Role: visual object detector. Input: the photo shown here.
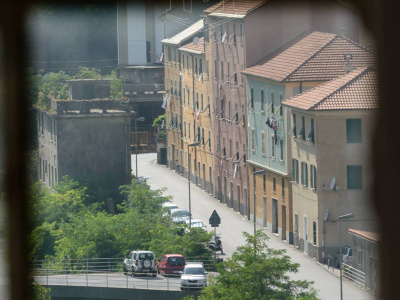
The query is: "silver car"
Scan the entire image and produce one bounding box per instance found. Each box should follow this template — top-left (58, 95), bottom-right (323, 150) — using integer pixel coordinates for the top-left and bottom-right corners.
top-left (123, 250), bottom-right (157, 277)
top-left (180, 263), bottom-right (208, 290)
top-left (169, 208), bottom-right (190, 224)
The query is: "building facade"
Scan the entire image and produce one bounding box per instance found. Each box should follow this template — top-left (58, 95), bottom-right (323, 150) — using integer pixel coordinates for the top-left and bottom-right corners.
top-left (283, 67), bottom-right (379, 261)
top-left (37, 98), bottom-right (132, 194)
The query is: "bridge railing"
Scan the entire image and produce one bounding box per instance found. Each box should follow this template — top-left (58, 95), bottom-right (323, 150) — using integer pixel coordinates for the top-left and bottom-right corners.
top-left (31, 257), bottom-right (220, 290)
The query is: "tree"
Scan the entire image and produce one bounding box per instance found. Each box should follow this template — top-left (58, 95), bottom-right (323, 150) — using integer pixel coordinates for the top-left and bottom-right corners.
top-left (199, 231), bottom-right (319, 300)
top-left (73, 66), bottom-right (102, 79)
top-left (109, 69), bottom-right (124, 99)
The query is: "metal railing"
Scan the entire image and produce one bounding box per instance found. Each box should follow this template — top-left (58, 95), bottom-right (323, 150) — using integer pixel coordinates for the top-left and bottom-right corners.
top-left (31, 257), bottom-right (218, 290)
top-left (342, 262), bottom-right (366, 290)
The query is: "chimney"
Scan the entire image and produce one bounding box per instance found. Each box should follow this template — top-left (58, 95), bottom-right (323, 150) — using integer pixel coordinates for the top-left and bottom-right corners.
top-left (344, 54), bottom-right (353, 73)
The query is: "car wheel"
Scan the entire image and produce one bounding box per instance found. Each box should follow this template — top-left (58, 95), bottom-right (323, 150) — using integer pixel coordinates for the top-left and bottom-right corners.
top-left (123, 264), bottom-right (128, 275)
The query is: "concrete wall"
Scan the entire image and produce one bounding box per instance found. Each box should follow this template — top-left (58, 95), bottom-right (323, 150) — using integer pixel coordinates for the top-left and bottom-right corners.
top-left (56, 112), bottom-right (131, 191)
top-left (48, 285), bottom-right (200, 300)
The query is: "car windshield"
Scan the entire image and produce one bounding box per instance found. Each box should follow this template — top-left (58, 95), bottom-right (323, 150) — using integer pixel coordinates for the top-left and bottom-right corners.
top-left (192, 222), bottom-right (204, 228)
top-left (184, 267), bottom-right (204, 275)
top-left (172, 210), bottom-right (189, 217)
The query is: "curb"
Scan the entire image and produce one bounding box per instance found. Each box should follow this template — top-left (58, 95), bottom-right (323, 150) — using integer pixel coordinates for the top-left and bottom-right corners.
top-left (316, 261), bottom-right (341, 279)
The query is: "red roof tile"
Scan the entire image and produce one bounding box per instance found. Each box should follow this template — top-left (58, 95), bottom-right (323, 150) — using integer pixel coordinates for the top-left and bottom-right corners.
top-left (179, 37), bottom-right (205, 54)
top-left (349, 229), bottom-right (380, 243)
top-left (204, 0), bottom-right (267, 16)
top-left (282, 67), bottom-right (379, 111)
top-left (242, 31), bottom-right (376, 82)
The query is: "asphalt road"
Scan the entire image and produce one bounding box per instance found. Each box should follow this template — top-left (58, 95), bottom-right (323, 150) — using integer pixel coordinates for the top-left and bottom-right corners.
top-left (134, 153), bottom-right (375, 300)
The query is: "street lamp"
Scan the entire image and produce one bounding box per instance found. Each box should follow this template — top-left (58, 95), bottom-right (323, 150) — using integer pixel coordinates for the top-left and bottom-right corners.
top-left (339, 213), bottom-right (354, 300)
top-left (135, 117), bottom-right (145, 178)
top-left (253, 170), bottom-right (266, 238)
top-left (188, 142), bottom-right (200, 229)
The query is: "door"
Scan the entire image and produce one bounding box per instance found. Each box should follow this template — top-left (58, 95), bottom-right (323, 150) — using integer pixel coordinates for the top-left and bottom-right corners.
top-left (218, 176), bottom-right (222, 202)
top-left (294, 214), bottom-right (299, 248)
top-left (224, 176), bottom-right (227, 204)
top-left (263, 197), bottom-right (267, 227)
top-left (272, 199), bottom-right (278, 234)
top-left (203, 164), bottom-right (206, 190)
top-left (282, 205), bottom-right (286, 240)
top-left (304, 216), bottom-right (309, 253)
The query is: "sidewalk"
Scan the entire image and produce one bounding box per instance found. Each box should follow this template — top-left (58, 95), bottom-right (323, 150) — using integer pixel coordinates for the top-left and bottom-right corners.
top-left (316, 260), bottom-right (340, 279)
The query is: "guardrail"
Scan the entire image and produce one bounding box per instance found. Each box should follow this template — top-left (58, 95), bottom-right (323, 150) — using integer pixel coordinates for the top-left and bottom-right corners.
top-left (32, 257), bottom-right (219, 290)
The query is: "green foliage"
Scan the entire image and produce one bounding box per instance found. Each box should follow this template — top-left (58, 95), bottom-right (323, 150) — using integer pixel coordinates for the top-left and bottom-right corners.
top-left (152, 114), bottom-right (166, 128)
top-left (152, 114), bottom-right (166, 141)
top-left (109, 69), bottom-right (124, 99)
top-left (36, 71), bottom-right (70, 110)
top-left (73, 67), bottom-right (102, 79)
top-left (29, 176), bottom-right (212, 261)
top-left (32, 282), bottom-right (51, 300)
top-left (199, 231), bottom-right (319, 300)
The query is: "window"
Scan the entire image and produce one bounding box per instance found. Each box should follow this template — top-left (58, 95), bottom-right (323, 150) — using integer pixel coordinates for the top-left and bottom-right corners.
top-left (188, 122), bottom-right (191, 139)
top-left (183, 88), bottom-right (186, 106)
top-left (261, 131), bottom-right (265, 155)
top-left (261, 90), bottom-right (265, 111)
top-left (273, 177), bottom-right (276, 192)
top-left (279, 94), bottom-right (283, 116)
top-left (229, 139), bottom-right (232, 157)
top-left (271, 136), bottom-right (275, 158)
top-left (346, 119), bottom-right (362, 143)
top-left (182, 54), bottom-right (185, 69)
top-left (301, 162), bottom-right (308, 187)
top-left (199, 58), bottom-right (203, 74)
top-left (233, 23), bottom-right (236, 44)
top-left (298, 116), bottom-right (305, 139)
top-left (310, 165), bottom-right (317, 189)
top-left (263, 174), bottom-right (266, 192)
top-left (187, 89), bottom-right (190, 107)
top-left (292, 159), bottom-right (299, 183)
top-left (201, 94), bottom-right (204, 111)
top-left (195, 58), bottom-right (198, 74)
top-left (289, 113), bottom-right (296, 136)
top-left (215, 59), bottom-right (218, 79)
top-left (206, 61), bottom-right (209, 78)
top-left (250, 88), bottom-right (254, 109)
top-left (187, 55), bottom-right (189, 71)
top-left (280, 139), bottom-right (284, 161)
top-left (313, 222), bottom-right (317, 245)
top-left (168, 46), bottom-right (171, 61)
top-left (221, 61), bottom-right (224, 81)
top-left (251, 128), bottom-right (255, 152)
top-left (208, 131), bottom-right (211, 150)
top-left (227, 62), bottom-right (230, 81)
top-left (347, 165), bottom-right (362, 189)
top-left (184, 121), bottom-right (187, 138)
top-left (282, 178), bottom-right (285, 199)
top-left (202, 128), bottom-right (205, 145)
top-left (307, 118), bottom-right (315, 143)
top-left (240, 23), bottom-right (244, 43)
top-left (174, 47), bottom-right (176, 62)
top-left (271, 92), bottom-right (275, 113)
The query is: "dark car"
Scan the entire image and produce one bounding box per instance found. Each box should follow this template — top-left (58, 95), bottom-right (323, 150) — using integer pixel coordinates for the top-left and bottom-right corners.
top-left (157, 254), bottom-right (186, 276)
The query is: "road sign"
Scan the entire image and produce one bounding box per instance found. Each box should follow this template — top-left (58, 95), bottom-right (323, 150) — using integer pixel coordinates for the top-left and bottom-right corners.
top-left (209, 210), bottom-right (221, 227)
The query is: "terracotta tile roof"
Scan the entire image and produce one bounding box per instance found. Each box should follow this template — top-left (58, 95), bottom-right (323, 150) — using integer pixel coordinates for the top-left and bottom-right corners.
top-left (179, 37), bottom-right (205, 54)
top-left (204, 0), bottom-right (267, 16)
top-left (242, 31), bottom-right (376, 82)
top-left (282, 67), bottom-right (379, 111)
top-left (349, 229), bottom-right (381, 243)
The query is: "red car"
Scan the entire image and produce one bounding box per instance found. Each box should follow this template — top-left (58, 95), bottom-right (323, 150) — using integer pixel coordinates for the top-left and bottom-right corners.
top-left (157, 254), bottom-right (186, 276)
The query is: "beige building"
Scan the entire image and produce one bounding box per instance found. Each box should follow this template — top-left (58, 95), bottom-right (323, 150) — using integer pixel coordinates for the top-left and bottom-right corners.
top-left (179, 37), bottom-right (215, 193)
top-left (162, 20), bottom-right (204, 173)
top-left (283, 67), bottom-right (379, 261)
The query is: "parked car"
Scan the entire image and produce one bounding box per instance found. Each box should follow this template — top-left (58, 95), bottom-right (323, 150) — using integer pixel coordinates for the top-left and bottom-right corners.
top-left (184, 219), bottom-right (207, 232)
top-left (162, 202), bottom-right (179, 216)
top-left (169, 208), bottom-right (190, 224)
top-left (342, 246), bottom-right (353, 264)
top-left (180, 262), bottom-right (208, 290)
top-left (157, 254), bottom-right (186, 276)
top-left (123, 250), bottom-right (157, 277)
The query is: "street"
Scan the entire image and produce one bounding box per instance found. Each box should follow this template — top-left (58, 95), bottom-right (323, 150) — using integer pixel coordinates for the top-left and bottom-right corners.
top-left (133, 153), bottom-right (375, 300)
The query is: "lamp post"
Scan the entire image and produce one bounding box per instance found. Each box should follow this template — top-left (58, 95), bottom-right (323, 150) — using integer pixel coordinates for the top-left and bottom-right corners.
top-left (135, 117), bottom-right (145, 178)
top-left (188, 142), bottom-right (200, 229)
top-left (339, 213), bottom-right (354, 300)
top-left (253, 170), bottom-right (266, 238)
